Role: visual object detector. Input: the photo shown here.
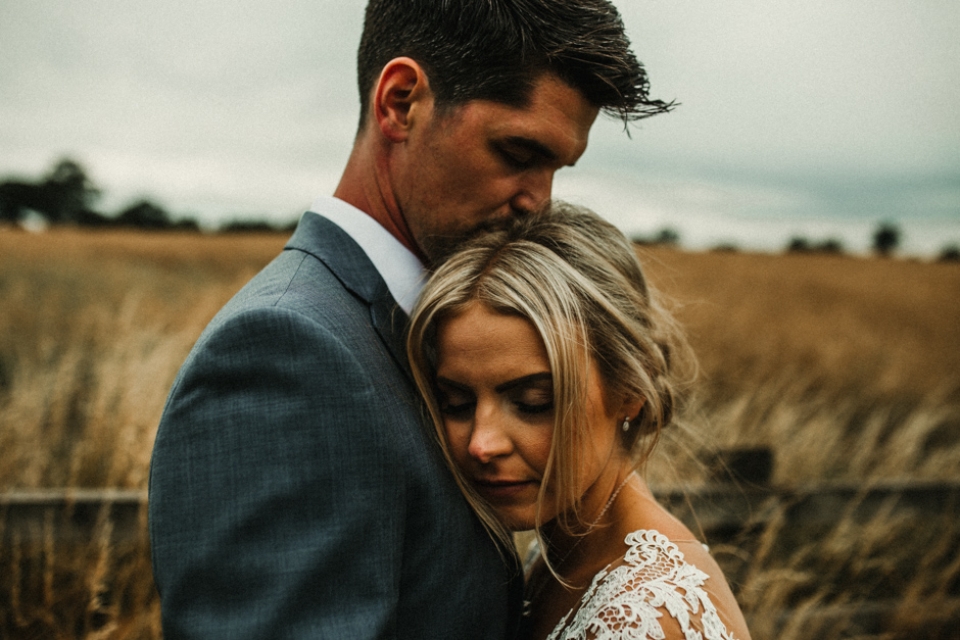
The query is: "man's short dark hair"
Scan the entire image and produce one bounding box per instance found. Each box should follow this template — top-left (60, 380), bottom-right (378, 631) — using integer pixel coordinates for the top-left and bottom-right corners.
top-left (356, 0), bottom-right (672, 129)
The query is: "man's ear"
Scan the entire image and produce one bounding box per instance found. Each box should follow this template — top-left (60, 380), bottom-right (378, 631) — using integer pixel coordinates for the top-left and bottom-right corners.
top-left (373, 57), bottom-right (432, 143)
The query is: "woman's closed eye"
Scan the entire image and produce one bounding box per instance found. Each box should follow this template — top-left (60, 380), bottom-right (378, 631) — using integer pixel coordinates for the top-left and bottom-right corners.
top-left (436, 373), bottom-right (553, 419)
top-left (437, 386), bottom-right (475, 419)
top-left (512, 388), bottom-right (553, 414)
top-left (441, 400), bottom-right (475, 419)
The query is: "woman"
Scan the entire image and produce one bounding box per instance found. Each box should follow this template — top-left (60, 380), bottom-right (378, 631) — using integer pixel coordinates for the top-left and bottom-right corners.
top-left (407, 203), bottom-right (751, 639)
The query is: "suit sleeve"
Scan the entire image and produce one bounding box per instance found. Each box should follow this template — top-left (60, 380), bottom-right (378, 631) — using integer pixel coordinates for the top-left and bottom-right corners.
top-left (149, 305), bottom-right (405, 639)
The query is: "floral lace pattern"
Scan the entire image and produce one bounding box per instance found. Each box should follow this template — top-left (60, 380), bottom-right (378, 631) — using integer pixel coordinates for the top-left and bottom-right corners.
top-left (544, 530), bottom-right (738, 640)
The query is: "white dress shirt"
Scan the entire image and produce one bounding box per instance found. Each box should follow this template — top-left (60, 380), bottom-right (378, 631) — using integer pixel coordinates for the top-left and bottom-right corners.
top-left (306, 196), bottom-right (427, 316)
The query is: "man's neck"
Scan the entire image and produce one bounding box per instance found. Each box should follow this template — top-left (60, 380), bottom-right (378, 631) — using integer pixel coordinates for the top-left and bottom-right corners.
top-left (334, 133), bottom-right (425, 263)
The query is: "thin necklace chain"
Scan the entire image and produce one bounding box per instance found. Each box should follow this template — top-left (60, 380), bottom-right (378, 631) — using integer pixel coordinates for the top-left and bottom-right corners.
top-left (592, 471), bottom-right (635, 527)
top-left (522, 471), bottom-right (637, 616)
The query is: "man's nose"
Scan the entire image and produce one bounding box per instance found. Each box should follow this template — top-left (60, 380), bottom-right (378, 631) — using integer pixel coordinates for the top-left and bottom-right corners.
top-left (467, 407), bottom-right (513, 464)
top-left (510, 169), bottom-right (554, 215)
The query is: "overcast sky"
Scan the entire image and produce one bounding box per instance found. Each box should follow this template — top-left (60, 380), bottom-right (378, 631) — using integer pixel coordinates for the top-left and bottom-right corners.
top-left (1, 0), bottom-right (958, 253)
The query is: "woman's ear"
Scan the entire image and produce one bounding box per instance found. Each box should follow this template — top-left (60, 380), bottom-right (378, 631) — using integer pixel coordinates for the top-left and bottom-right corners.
top-left (621, 397), bottom-right (645, 427)
top-left (373, 57), bottom-right (433, 143)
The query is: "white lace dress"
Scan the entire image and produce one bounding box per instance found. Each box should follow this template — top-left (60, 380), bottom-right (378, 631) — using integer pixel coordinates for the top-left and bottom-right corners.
top-left (529, 529), bottom-right (739, 640)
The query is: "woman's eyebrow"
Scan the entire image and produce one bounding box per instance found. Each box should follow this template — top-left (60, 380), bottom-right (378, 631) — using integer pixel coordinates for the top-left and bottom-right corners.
top-left (495, 372), bottom-right (552, 393)
top-left (435, 377), bottom-right (471, 393)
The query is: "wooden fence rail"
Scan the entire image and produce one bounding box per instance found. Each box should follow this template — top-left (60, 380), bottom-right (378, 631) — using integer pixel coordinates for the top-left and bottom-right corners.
top-left (1, 488), bottom-right (147, 544)
top-left (3, 480), bottom-right (958, 545)
top-left (3, 482), bottom-right (959, 637)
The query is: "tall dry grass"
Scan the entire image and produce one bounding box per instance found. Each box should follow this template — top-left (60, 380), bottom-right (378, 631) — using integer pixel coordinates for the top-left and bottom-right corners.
top-left (0, 229), bottom-right (286, 490)
top-left (3, 499), bottom-right (158, 640)
top-left (635, 246), bottom-right (960, 638)
top-left (638, 248), bottom-right (960, 405)
top-left (2, 228), bottom-right (959, 638)
top-left (0, 229), bottom-right (283, 640)
top-left (638, 247), bottom-right (960, 487)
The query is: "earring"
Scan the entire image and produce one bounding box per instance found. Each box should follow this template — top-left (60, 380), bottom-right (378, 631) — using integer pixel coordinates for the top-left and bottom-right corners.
top-left (622, 417), bottom-right (630, 432)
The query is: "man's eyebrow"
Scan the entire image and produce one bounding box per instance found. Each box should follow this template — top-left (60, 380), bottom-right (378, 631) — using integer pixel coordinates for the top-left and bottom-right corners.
top-left (503, 136), bottom-right (559, 163)
top-left (495, 372), bottom-right (552, 393)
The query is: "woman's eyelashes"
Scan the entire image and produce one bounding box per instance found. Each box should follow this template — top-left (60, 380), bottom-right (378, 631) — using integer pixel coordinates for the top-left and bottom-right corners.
top-left (437, 388), bottom-right (475, 419)
top-left (436, 384), bottom-right (554, 418)
top-left (515, 400), bottom-right (553, 414)
top-left (512, 388), bottom-right (554, 414)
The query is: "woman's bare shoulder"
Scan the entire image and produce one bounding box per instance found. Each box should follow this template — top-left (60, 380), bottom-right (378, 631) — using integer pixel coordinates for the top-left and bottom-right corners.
top-left (547, 529), bottom-right (751, 640)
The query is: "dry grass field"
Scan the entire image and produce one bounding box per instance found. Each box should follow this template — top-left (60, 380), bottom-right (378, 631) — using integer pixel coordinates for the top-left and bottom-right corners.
top-left (638, 247), bottom-right (960, 487)
top-left (0, 229), bottom-right (285, 490)
top-left (1, 227), bottom-right (958, 638)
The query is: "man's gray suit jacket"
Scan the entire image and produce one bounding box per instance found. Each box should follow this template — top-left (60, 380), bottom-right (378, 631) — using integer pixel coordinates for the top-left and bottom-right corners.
top-left (149, 212), bottom-right (522, 639)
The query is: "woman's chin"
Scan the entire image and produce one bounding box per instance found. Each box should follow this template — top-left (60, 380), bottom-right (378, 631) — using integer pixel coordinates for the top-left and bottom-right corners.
top-left (491, 505), bottom-right (553, 533)
top-left (488, 507), bottom-right (537, 533)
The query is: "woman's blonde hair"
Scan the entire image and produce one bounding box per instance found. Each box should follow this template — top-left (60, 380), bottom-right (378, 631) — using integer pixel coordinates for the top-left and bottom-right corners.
top-left (407, 202), bottom-right (693, 551)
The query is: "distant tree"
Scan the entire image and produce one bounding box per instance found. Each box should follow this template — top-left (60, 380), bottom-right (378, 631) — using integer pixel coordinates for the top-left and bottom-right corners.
top-left (787, 236), bottom-right (844, 255)
top-left (77, 208), bottom-right (113, 227)
top-left (170, 217), bottom-right (201, 232)
top-left (40, 158), bottom-right (102, 223)
top-left (872, 222), bottom-right (901, 257)
top-left (220, 219), bottom-right (283, 233)
top-left (278, 219), bottom-right (299, 233)
top-left (211, 218), bottom-right (298, 233)
top-left (711, 242), bottom-right (739, 253)
top-left (0, 180), bottom-right (42, 223)
top-left (631, 227), bottom-right (681, 247)
top-left (653, 227), bottom-right (680, 245)
top-left (0, 157), bottom-right (102, 225)
top-left (116, 199), bottom-right (171, 229)
top-left (938, 244), bottom-right (960, 263)
top-left (817, 238), bottom-right (844, 254)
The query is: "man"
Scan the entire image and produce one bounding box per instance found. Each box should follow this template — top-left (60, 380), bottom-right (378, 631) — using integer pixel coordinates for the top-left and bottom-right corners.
top-left (148, 1), bottom-right (671, 638)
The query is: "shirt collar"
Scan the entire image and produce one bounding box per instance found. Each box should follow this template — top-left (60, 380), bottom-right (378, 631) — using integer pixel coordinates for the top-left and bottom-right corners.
top-left (306, 196), bottom-right (427, 316)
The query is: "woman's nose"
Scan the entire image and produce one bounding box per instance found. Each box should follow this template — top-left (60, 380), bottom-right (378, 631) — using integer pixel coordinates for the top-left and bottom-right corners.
top-left (467, 407), bottom-right (513, 464)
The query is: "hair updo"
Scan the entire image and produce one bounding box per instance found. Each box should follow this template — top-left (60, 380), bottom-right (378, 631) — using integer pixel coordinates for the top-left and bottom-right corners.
top-left (407, 202), bottom-right (693, 545)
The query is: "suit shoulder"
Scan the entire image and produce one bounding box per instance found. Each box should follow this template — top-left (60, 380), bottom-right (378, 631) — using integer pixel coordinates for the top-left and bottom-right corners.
top-left (210, 249), bottom-right (367, 333)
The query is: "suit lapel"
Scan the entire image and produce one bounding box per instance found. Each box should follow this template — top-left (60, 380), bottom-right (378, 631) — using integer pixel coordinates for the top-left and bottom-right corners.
top-left (369, 290), bottom-right (414, 380)
top-left (285, 213), bottom-right (414, 380)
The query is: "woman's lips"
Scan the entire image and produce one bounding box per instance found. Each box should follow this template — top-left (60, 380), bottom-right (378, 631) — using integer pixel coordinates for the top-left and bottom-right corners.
top-left (471, 478), bottom-right (537, 500)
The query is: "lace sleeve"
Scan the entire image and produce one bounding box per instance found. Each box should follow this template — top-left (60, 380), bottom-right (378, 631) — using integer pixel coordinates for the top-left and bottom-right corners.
top-left (547, 530), bottom-right (738, 640)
